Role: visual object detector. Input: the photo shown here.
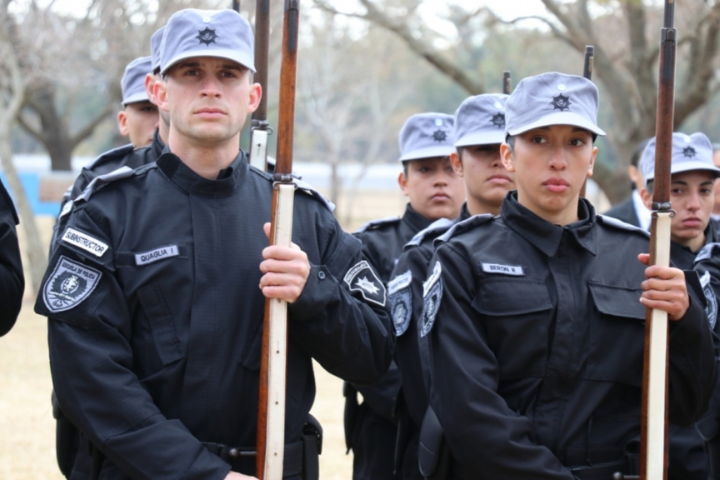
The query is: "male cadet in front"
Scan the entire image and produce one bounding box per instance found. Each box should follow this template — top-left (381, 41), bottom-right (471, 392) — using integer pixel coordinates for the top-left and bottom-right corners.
top-left (0, 179), bottom-right (24, 337)
top-left (422, 72), bottom-right (716, 479)
top-left (638, 132), bottom-right (720, 480)
top-left (35, 8), bottom-right (393, 480)
top-left (346, 112), bottom-right (464, 480)
top-left (602, 139), bottom-right (651, 229)
top-left (388, 93), bottom-right (514, 479)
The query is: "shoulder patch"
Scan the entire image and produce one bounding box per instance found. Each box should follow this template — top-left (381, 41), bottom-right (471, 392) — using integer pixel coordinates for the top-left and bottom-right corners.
top-left (388, 271), bottom-right (413, 336)
top-left (356, 216), bottom-right (401, 233)
top-left (43, 256), bottom-right (102, 313)
top-left (83, 144), bottom-right (135, 171)
top-left (597, 214), bottom-right (650, 237)
top-left (406, 217), bottom-right (456, 248)
top-left (700, 270), bottom-right (718, 330)
top-left (343, 260), bottom-right (387, 307)
top-left (695, 243), bottom-right (720, 264)
top-left (434, 214), bottom-right (494, 246)
top-left (74, 166), bottom-right (135, 204)
top-left (61, 227), bottom-right (108, 257)
top-left (420, 261), bottom-right (443, 337)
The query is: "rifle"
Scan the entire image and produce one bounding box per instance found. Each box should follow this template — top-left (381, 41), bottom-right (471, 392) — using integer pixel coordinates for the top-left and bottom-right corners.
top-left (502, 71), bottom-right (511, 95)
top-left (232, 0), bottom-right (241, 11)
top-left (249, 0), bottom-right (272, 171)
top-left (579, 45), bottom-right (594, 198)
top-left (614, 2), bottom-right (676, 479)
top-left (256, 1), bottom-right (300, 479)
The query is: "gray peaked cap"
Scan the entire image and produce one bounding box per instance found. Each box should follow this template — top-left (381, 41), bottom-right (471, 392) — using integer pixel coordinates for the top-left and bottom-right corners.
top-left (640, 132), bottom-right (720, 184)
top-left (121, 56), bottom-right (152, 106)
top-left (454, 94), bottom-right (509, 147)
top-left (160, 9), bottom-right (256, 75)
top-left (150, 26), bottom-right (165, 73)
top-left (505, 72), bottom-right (606, 136)
top-left (399, 113), bottom-right (455, 162)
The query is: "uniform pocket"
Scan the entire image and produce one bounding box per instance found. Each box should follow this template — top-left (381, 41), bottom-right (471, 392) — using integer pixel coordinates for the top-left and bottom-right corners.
top-left (473, 279), bottom-right (553, 378)
top-left (136, 282), bottom-right (184, 366)
top-left (586, 283), bottom-right (645, 385)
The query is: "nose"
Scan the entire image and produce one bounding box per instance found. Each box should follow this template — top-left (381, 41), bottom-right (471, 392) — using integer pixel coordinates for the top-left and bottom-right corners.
top-left (200, 74), bottom-right (222, 98)
top-left (548, 146), bottom-right (568, 171)
top-left (687, 191), bottom-right (701, 211)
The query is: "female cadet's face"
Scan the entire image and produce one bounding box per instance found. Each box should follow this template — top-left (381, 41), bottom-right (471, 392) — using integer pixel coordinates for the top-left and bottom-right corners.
top-left (500, 124), bottom-right (597, 224)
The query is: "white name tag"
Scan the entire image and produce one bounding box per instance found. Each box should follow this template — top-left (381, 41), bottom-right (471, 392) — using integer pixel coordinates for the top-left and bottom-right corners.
top-left (135, 245), bottom-right (180, 266)
top-left (388, 270), bottom-right (412, 295)
top-left (62, 228), bottom-right (108, 257)
top-left (482, 263), bottom-right (524, 276)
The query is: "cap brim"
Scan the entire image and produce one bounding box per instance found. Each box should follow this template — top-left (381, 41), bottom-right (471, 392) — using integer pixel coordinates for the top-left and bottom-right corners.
top-left (399, 145), bottom-right (455, 162)
top-left (122, 92), bottom-right (150, 106)
top-left (645, 162), bottom-right (720, 181)
top-left (507, 112), bottom-right (606, 136)
top-left (455, 131), bottom-right (505, 148)
top-left (161, 49), bottom-right (256, 74)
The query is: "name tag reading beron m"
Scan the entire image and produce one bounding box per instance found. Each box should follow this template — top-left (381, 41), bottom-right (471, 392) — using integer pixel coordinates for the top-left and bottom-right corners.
top-left (482, 263), bottom-right (525, 276)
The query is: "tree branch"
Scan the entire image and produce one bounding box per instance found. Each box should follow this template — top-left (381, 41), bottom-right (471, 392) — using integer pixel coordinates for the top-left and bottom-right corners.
top-left (69, 103), bottom-right (114, 150)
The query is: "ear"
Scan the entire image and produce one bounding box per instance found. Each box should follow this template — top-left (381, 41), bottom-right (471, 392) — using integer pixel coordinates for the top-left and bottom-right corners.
top-left (500, 143), bottom-right (515, 173)
top-left (144, 74), bottom-right (157, 105)
top-left (587, 145), bottom-right (598, 178)
top-left (247, 82), bottom-right (262, 114)
top-left (640, 187), bottom-right (652, 210)
top-left (398, 171), bottom-right (409, 196)
top-left (154, 78), bottom-right (170, 113)
top-left (117, 111), bottom-right (129, 136)
top-left (450, 151), bottom-right (463, 176)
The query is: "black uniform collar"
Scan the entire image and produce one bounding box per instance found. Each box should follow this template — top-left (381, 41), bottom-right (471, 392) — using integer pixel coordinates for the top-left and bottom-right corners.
top-left (403, 204), bottom-right (434, 233)
top-left (151, 129), bottom-right (166, 159)
top-left (458, 203), bottom-right (472, 222)
top-left (502, 192), bottom-right (597, 257)
top-left (156, 150), bottom-right (248, 197)
top-left (671, 223), bottom-right (718, 267)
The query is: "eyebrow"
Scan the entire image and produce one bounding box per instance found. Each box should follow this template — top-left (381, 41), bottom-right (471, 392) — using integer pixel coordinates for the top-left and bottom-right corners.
top-left (534, 126), bottom-right (591, 134)
top-left (175, 61), bottom-right (245, 72)
top-left (671, 180), bottom-right (715, 186)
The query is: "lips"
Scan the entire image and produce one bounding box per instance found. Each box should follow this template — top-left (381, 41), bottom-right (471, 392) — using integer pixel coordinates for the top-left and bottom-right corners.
top-left (682, 217), bottom-right (702, 228)
top-left (543, 178), bottom-right (570, 193)
top-left (487, 174), bottom-right (511, 184)
top-left (195, 107), bottom-right (226, 117)
top-left (431, 193), bottom-right (450, 202)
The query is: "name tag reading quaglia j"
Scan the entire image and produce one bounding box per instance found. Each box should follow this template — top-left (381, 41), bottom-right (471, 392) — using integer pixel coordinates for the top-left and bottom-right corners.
top-left (135, 245), bottom-right (180, 266)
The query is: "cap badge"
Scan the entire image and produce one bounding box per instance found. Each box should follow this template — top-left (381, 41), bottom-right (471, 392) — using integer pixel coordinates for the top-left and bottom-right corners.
top-left (435, 118), bottom-right (443, 127)
top-left (682, 146), bottom-right (697, 158)
top-left (197, 27), bottom-right (218, 46)
top-left (491, 112), bottom-right (505, 129)
top-left (433, 130), bottom-right (448, 142)
top-left (557, 83), bottom-right (567, 91)
top-left (552, 94), bottom-right (571, 112)
top-left (494, 101), bottom-right (503, 109)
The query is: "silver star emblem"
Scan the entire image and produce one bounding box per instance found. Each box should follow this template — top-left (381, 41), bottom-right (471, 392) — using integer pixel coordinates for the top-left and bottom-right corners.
top-left (356, 277), bottom-right (380, 295)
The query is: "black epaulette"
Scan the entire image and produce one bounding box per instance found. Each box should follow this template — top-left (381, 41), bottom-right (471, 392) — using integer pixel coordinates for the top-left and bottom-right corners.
top-left (355, 216), bottom-right (401, 233)
top-left (405, 217), bottom-right (456, 249)
top-left (249, 168), bottom-right (335, 213)
top-left (434, 214), bottom-right (494, 246)
top-left (695, 243), bottom-right (720, 264)
top-left (597, 214), bottom-right (650, 238)
top-left (82, 144), bottom-right (136, 172)
top-left (67, 166), bottom-right (137, 210)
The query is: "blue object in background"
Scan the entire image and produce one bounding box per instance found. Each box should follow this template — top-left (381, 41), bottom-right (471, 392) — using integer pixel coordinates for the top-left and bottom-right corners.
top-left (0, 173), bottom-right (61, 217)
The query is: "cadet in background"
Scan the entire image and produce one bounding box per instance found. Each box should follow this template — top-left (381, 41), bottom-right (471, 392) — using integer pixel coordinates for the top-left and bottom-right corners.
top-left (0, 180), bottom-right (24, 337)
top-left (424, 72), bottom-right (715, 479)
top-left (638, 132), bottom-right (720, 480)
top-left (346, 113), bottom-right (464, 480)
top-left (117, 56), bottom-right (158, 148)
top-left (388, 93), bottom-right (515, 479)
top-left (36, 8), bottom-right (393, 480)
top-left (602, 138), bottom-right (651, 229)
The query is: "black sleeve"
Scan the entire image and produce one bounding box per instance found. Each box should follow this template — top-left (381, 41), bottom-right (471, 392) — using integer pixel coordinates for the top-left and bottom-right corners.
top-left (426, 244), bottom-right (575, 479)
top-left (35, 207), bottom-right (231, 480)
top-left (289, 219), bottom-right (394, 386)
top-left (0, 181), bottom-right (24, 337)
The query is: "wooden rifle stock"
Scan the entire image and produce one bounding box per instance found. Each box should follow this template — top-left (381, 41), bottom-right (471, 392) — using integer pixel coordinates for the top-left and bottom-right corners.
top-left (256, 1), bottom-right (300, 479)
top-left (502, 71), bottom-right (511, 95)
top-left (638, 2), bottom-right (676, 479)
top-left (249, 0), bottom-right (272, 171)
top-left (579, 45), bottom-right (594, 198)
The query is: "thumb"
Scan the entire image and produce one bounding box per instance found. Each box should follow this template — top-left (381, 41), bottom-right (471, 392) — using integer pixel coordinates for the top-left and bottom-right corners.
top-left (263, 222), bottom-right (271, 240)
top-left (637, 253), bottom-right (650, 266)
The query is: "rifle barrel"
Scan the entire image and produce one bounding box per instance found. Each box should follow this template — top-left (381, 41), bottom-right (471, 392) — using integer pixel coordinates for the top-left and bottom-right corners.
top-left (503, 71), bottom-right (511, 94)
top-left (583, 46), bottom-right (594, 81)
top-left (232, 0), bottom-right (241, 12)
top-left (274, 0), bottom-right (299, 175)
top-left (252, 0), bottom-right (271, 123)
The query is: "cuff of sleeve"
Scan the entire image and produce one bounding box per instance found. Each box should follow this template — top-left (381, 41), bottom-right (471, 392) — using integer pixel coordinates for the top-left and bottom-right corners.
top-left (289, 264), bottom-right (336, 321)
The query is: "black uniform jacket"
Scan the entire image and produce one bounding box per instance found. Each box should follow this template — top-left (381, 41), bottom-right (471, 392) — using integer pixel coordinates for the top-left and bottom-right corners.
top-left (0, 180), bottom-right (24, 336)
top-left (425, 194), bottom-right (715, 480)
top-left (35, 151), bottom-right (394, 480)
top-left (602, 195), bottom-right (641, 227)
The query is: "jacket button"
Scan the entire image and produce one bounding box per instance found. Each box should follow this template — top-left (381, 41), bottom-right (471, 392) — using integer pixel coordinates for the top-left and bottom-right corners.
top-left (228, 448), bottom-right (240, 458)
top-left (318, 271), bottom-right (326, 280)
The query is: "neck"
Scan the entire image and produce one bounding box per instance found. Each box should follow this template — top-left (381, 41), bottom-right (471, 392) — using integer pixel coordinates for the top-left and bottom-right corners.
top-left (517, 192), bottom-right (580, 226)
top-left (159, 120), bottom-right (170, 145)
top-left (673, 232), bottom-right (706, 254)
top-left (168, 132), bottom-right (240, 180)
top-left (467, 195), bottom-right (501, 216)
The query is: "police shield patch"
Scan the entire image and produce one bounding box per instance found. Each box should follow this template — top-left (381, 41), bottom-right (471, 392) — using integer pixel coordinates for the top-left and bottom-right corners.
top-left (344, 260), bottom-right (387, 307)
top-left (43, 256), bottom-right (102, 313)
top-left (388, 271), bottom-right (413, 336)
top-left (420, 261), bottom-right (443, 337)
top-left (700, 271), bottom-right (717, 330)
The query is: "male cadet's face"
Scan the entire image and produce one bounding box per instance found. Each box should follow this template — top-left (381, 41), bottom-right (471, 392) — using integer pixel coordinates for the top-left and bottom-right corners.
top-left (642, 170), bottom-right (715, 249)
top-left (450, 144), bottom-right (514, 212)
top-left (157, 56), bottom-right (261, 145)
top-left (501, 125), bottom-right (596, 223)
top-left (398, 156), bottom-right (465, 221)
top-left (713, 150), bottom-right (720, 214)
top-left (117, 101), bottom-right (159, 147)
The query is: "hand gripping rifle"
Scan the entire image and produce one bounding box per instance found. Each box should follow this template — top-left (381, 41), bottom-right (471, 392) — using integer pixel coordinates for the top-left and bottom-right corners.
top-left (579, 45), bottom-right (594, 199)
top-left (249, 0), bottom-right (272, 171)
top-left (256, 1), bottom-right (299, 479)
top-left (614, 2), bottom-right (676, 479)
